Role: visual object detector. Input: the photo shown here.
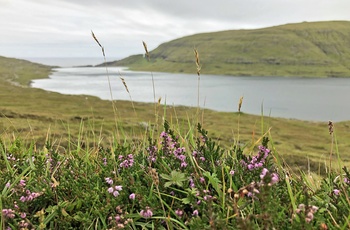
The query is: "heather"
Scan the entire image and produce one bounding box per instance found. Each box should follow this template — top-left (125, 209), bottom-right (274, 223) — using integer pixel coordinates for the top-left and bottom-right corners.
top-left (1, 119), bottom-right (350, 229)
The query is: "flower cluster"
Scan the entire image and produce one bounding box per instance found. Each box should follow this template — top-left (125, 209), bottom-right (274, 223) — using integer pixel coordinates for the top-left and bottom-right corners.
top-left (105, 177), bottom-right (123, 197)
top-left (140, 206), bottom-right (153, 219)
top-left (20, 190), bottom-right (41, 202)
top-left (241, 146), bottom-right (270, 170)
top-left (2, 209), bottom-right (15, 219)
top-left (108, 206), bottom-right (132, 229)
top-left (159, 131), bottom-right (188, 168)
top-left (118, 154), bottom-right (134, 168)
top-left (260, 168), bottom-right (279, 186)
top-left (146, 145), bottom-right (158, 162)
top-left (295, 204), bottom-right (319, 223)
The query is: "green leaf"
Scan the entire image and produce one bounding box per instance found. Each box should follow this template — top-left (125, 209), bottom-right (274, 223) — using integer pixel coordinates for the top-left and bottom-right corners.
top-left (160, 170), bottom-right (187, 188)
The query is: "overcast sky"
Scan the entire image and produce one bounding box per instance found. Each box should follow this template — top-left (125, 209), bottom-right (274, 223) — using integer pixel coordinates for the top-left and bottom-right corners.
top-left (1, 0), bottom-right (350, 61)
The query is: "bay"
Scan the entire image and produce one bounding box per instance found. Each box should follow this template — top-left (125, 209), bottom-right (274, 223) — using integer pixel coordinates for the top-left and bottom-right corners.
top-left (31, 67), bottom-right (350, 122)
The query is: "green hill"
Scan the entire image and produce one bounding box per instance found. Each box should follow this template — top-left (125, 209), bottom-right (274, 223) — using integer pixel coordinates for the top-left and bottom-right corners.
top-left (107, 21), bottom-right (350, 77)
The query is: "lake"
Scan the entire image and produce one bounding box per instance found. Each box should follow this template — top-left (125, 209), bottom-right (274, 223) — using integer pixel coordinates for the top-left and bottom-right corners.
top-left (31, 67), bottom-right (350, 122)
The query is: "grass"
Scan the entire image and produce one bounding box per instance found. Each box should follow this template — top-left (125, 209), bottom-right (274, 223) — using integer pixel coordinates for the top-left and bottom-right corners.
top-left (107, 21), bottom-right (350, 77)
top-left (1, 38), bottom-right (350, 227)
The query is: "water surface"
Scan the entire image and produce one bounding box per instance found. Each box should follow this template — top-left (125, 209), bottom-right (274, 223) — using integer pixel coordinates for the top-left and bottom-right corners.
top-left (31, 67), bottom-right (350, 122)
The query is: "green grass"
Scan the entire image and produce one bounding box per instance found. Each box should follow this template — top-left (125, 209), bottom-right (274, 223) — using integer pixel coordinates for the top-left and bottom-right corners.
top-left (108, 21), bottom-right (350, 77)
top-left (0, 54), bottom-right (350, 229)
top-left (1, 55), bottom-right (350, 172)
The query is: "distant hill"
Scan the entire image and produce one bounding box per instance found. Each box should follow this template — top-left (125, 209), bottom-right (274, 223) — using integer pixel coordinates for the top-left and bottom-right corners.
top-left (104, 21), bottom-right (350, 77)
top-left (0, 56), bottom-right (52, 86)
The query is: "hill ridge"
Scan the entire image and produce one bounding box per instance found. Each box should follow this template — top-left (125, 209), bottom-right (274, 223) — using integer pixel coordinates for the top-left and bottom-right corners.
top-left (104, 21), bottom-right (350, 77)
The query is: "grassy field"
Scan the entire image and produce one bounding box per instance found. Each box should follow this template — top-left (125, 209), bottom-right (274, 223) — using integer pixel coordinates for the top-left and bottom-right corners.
top-left (1, 55), bottom-right (350, 174)
top-left (106, 21), bottom-right (350, 77)
top-left (1, 55), bottom-right (350, 229)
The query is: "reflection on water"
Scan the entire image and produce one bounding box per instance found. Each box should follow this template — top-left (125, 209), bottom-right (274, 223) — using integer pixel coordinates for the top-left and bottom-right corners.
top-left (31, 67), bottom-right (350, 122)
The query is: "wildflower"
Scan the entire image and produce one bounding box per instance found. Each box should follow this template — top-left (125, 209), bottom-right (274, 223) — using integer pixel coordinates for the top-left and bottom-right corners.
top-left (189, 178), bottom-right (195, 188)
top-left (333, 189), bottom-right (340, 196)
top-left (270, 173), bottom-right (279, 185)
top-left (19, 179), bottom-right (26, 187)
top-left (5, 182), bottom-right (10, 188)
top-left (200, 177), bottom-right (205, 183)
top-left (192, 151), bottom-right (198, 157)
top-left (129, 193), bottom-right (135, 200)
top-left (175, 209), bottom-right (183, 217)
top-left (113, 191), bottom-right (120, 197)
top-left (260, 168), bottom-right (269, 179)
top-left (199, 157), bottom-right (205, 162)
top-left (192, 209), bottom-right (199, 216)
top-left (102, 157), bottom-right (107, 166)
top-left (180, 161), bottom-right (188, 168)
top-left (107, 185), bottom-right (122, 197)
top-left (20, 212), bottom-right (26, 218)
top-left (2, 209), bottom-right (15, 218)
top-left (305, 212), bottom-right (314, 223)
top-left (140, 207), bottom-right (153, 219)
top-left (105, 177), bottom-right (113, 185)
top-left (229, 170), bottom-right (235, 176)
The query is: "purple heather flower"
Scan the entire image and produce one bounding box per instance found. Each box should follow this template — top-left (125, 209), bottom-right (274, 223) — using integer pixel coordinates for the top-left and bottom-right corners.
top-left (270, 173), bottom-right (279, 184)
top-left (5, 182), bottom-right (10, 188)
top-left (114, 185), bottom-right (122, 191)
top-left (129, 193), bottom-right (136, 200)
top-left (192, 151), bottom-right (198, 157)
top-left (140, 207), bottom-right (153, 219)
top-left (260, 168), bottom-right (269, 179)
top-left (180, 161), bottom-right (188, 168)
top-left (200, 177), bottom-right (205, 183)
top-left (192, 210), bottom-right (199, 216)
top-left (20, 212), bottom-right (26, 218)
top-left (247, 164), bottom-right (254, 171)
top-left (199, 157), bottom-right (205, 162)
top-left (113, 191), bottom-right (120, 197)
top-left (333, 189), bottom-right (340, 196)
top-left (310, 205), bottom-right (318, 213)
top-left (19, 179), bottom-right (26, 187)
top-left (102, 158), bottom-right (107, 166)
top-left (108, 187), bottom-right (114, 193)
top-left (105, 177), bottom-right (113, 185)
top-left (229, 170), bottom-right (235, 176)
top-left (2, 209), bottom-right (15, 219)
top-left (175, 209), bottom-right (183, 217)
top-left (197, 200), bottom-right (201, 205)
top-left (305, 212), bottom-right (314, 223)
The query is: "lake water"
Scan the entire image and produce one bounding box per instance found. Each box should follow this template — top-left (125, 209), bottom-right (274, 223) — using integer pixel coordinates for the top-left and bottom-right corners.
top-left (31, 67), bottom-right (350, 122)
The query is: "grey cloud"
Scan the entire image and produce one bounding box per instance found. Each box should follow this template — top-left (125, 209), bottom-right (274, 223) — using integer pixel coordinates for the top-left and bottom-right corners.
top-left (2, 0), bottom-right (350, 58)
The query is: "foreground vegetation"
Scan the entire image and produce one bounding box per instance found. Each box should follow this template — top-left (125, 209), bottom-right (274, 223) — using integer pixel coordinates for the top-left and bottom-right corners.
top-left (1, 50), bottom-right (350, 228)
top-left (107, 21), bottom-right (350, 77)
top-left (1, 119), bottom-right (350, 229)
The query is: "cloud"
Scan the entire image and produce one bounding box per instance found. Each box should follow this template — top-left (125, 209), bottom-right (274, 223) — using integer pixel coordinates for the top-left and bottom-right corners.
top-left (1, 0), bottom-right (350, 58)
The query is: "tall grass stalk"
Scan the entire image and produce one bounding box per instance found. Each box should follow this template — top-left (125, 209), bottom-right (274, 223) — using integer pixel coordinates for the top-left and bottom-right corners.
top-left (91, 31), bottom-right (120, 134)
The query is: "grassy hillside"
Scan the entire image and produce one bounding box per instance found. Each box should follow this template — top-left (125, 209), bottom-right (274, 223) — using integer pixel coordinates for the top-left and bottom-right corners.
top-left (108, 21), bottom-right (350, 77)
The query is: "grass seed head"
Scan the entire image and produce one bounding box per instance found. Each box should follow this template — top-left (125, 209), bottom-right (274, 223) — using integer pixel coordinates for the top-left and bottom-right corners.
top-left (194, 48), bottom-right (201, 76)
top-left (142, 41), bottom-right (150, 61)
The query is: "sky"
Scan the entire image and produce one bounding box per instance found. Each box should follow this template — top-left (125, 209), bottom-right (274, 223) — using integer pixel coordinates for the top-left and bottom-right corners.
top-left (1, 0), bottom-right (350, 62)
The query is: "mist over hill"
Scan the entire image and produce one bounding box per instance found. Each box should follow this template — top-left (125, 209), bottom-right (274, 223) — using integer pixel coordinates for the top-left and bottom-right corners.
top-left (104, 21), bottom-right (350, 77)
